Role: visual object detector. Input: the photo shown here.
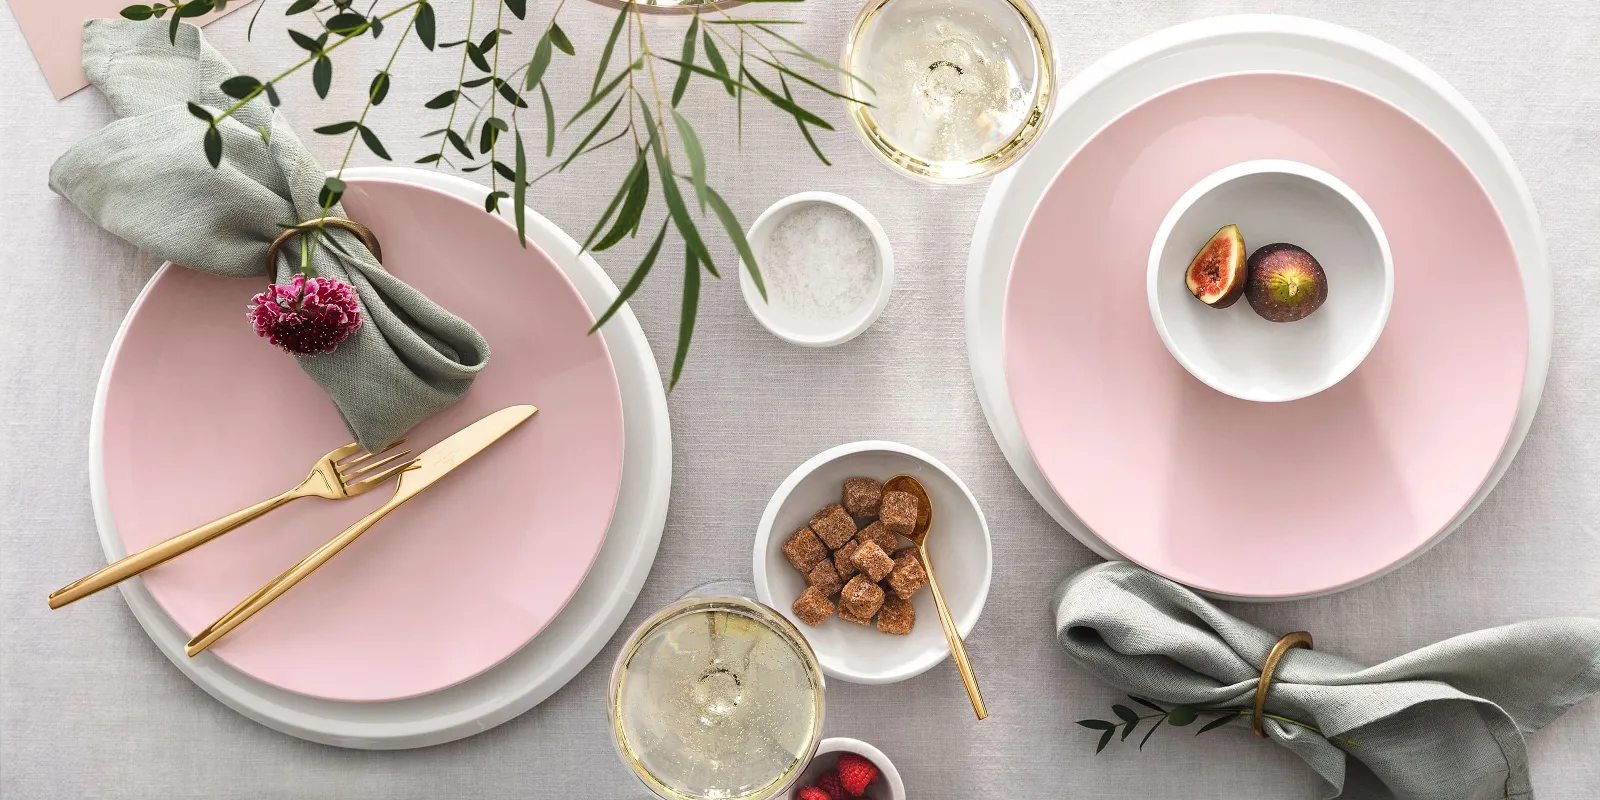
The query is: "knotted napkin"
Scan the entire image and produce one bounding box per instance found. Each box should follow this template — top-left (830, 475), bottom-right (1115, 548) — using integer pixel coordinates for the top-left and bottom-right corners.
top-left (50, 20), bottom-right (489, 450)
top-left (1054, 562), bottom-right (1600, 800)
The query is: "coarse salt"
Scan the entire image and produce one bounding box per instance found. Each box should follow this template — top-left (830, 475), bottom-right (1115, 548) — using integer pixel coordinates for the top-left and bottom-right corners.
top-left (761, 203), bottom-right (879, 319)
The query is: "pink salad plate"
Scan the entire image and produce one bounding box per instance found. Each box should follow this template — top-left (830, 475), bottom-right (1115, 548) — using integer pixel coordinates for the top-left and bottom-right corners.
top-left (1003, 72), bottom-right (1527, 598)
top-left (97, 178), bottom-right (625, 701)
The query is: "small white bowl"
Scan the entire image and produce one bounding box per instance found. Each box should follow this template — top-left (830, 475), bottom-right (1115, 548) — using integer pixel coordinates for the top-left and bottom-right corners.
top-left (739, 192), bottom-right (894, 347)
top-left (791, 738), bottom-right (906, 800)
top-left (1148, 159), bottom-right (1393, 402)
top-left (753, 441), bottom-right (992, 684)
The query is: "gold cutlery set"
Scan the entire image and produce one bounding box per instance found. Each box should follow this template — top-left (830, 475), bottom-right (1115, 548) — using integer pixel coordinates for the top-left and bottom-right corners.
top-left (49, 405), bottom-right (537, 656)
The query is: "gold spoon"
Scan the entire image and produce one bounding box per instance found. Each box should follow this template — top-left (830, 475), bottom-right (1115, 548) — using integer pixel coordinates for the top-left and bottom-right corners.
top-left (884, 474), bottom-right (988, 720)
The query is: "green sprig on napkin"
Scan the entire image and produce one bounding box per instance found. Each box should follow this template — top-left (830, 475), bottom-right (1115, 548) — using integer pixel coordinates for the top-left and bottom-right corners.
top-left (50, 20), bottom-right (489, 450)
top-left (1054, 562), bottom-right (1600, 800)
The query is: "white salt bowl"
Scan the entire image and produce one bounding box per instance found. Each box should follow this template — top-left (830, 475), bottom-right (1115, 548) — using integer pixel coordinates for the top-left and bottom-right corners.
top-left (738, 191), bottom-right (894, 347)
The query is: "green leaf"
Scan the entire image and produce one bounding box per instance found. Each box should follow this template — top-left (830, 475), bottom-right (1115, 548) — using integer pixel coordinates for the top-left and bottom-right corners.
top-left (1196, 714), bottom-right (1240, 735)
top-left (1129, 696), bottom-right (1167, 713)
top-left (368, 71), bottom-right (390, 105)
top-left (590, 220), bottom-right (667, 333)
top-left (496, 79), bottom-right (528, 109)
top-left (312, 55), bottom-right (332, 98)
top-left (503, 0), bottom-right (525, 20)
top-left (656, 56), bottom-right (753, 94)
top-left (592, 2), bottom-right (628, 96)
top-left (186, 101), bottom-right (213, 122)
top-left (415, 153), bottom-right (442, 164)
top-left (467, 42), bottom-right (490, 73)
top-left (581, 143), bottom-right (645, 252)
top-left (671, 15), bottom-right (698, 107)
top-left (492, 160), bottom-right (515, 182)
top-left (1139, 718), bottom-right (1163, 750)
top-left (424, 89), bottom-right (459, 109)
top-left (593, 151), bottom-right (649, 252)
top-left (478, 121), bottom-right (499, 154)
top-left (1095, 728), bottom-right (1115, 754)
top-left (323, 175), bottom-right (346, 194)
top-left (1112, 704), bottom-right (1140, 726)
top-left (752, 53), bottom-right (867, 106)
top-left (487, 117), bottom-right (509, 132)
top-left (700, 32), bottom-right (735, 97)
top-left (478, 28), bottom-right (501, 53)
top-left (523, 32), bottom-right (553, 90)
top-left (1120, 719), bottom-right (1139, 741)
top-left (743, 68), bottom-right (832, 130)
top-left (756, 24), bottom-right (874, 94)
top-left (701, 185), bottom-right (762, 299)
top-left (483, 190), bottom-right (509, 213)
top-left (367, 15), bottom-right (383, 38)
top-left (1166, 706), bottom-right (1199, 727)
top-left (1076, 720), bottom-right (1117, 730)
top-left (463, 75), bottom-right (493, 88)
top-left (539, 84), bottom-right (555, 157)
top-left (358, 125), bottom-right (391, 160)
top-left (549, 22), bottom-right (573, 56)
top-left (313, 120), bottom-right (359, 134)
top-left (288, 28), bottom-right (322, 53)
top-left (326, 12), bottom-right (366, 35)
top-left (560, 94), bottom-right (623, 169)
top-left (202, 125), bottom-right (222, 167)
top-left (120, 5), bottom-right (155, 21)
top-left (513, 130), bottom-right (528, 246)
top-left (178, 0), bottom-right (210, 17)
top-left (644, 102), bottom-right (715, 277)
top-left (565, 59), bottom-right (638, 130)
top-left (779, 73), bottom-right (828, 165)
top-left (669, 247), bottom-right (700, 390)
top-left (286, 0), bottom-right (316, 14)
top-left (414, 1), bottom-right (435, 49)
top-left (263, 81), bottom-right (281, 106)
top-left (446, 130), bottom-right (473, 159)
top-left (168, 10), bottom-right (181, 44)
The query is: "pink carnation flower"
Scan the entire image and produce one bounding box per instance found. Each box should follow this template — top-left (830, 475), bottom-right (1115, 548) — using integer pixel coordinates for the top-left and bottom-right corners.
top-left (247, 274), bottom-right (362, 355)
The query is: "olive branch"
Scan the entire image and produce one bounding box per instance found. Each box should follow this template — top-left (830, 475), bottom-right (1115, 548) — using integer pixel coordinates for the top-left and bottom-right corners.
top-left (120, 0), bottom-right (871, 387)
top-left (1076, 696), bottom-right (1361, 754)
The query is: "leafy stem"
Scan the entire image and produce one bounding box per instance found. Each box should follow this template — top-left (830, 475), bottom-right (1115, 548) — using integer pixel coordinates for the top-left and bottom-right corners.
top-left (1076, 696), bottom-right (1361, 754)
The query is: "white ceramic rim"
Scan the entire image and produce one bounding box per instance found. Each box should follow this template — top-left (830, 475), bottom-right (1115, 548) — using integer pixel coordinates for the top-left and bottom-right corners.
top-left (800, 738), bottom-right (907, 800)
top-left (750, 440), bottom-right (993, 684)
top-left (87, 166), bottom-right (672, 748)
top-left (738, 191), bottom-right (895, 348)
top-left (1146, 159), bottom-right (1395, 403)
top-left (964, 14), bottom-right (1551, 599)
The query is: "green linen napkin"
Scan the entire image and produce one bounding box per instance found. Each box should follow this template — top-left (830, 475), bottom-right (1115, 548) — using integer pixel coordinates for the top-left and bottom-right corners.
top-left (50, 20), bottom-right (489, 451)
top-left (1053, 562), bottom-right (1600, 800)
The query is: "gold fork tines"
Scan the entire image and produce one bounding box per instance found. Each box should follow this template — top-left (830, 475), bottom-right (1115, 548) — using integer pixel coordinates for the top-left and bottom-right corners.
top-left (48, 439), bottom-right (414, 609)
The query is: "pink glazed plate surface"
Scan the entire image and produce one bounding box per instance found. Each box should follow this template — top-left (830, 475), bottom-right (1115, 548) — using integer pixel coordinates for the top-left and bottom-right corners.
top-left (99, 178), bottom-right (625, 701)
top-left (1003, 73), bottom-right (1527, 597)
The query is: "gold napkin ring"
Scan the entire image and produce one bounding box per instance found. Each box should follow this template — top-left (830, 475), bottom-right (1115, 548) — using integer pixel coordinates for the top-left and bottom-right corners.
top-left (266, 217), bottom-right (383, 268)
top-left (1252, 631), bottom-right (1313, 738)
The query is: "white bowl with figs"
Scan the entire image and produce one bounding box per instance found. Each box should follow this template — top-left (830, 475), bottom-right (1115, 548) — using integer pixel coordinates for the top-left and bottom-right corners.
top-left (752, 441), bottom-right (992, 685)
top-left (1148, 159), bottom-right (1394, 402)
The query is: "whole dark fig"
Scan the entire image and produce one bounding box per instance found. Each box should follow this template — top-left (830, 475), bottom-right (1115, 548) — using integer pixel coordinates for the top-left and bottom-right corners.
top-left (1245, 243), bottom-right (1327, 323)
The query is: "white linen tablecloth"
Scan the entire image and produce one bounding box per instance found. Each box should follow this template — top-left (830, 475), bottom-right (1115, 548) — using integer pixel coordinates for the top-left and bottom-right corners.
top-left (3, 1), bottom-right (1597, 797)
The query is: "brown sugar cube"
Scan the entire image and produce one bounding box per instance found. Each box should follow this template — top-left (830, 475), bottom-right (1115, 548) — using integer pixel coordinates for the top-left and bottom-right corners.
top-left (850, 540), bottom-right (896, 583)
top-left (886, 549), bottom-right (929, 600)
top-left (791, 586), bottom-right (835, 626)
top-left (877, 594), bottom-right (915, 635)
top-left (782, 527), bottom-right (829, 573)
top-left (879, 491), bottom-right (919, 537)
top-left (806, 561), bottom-right (842, 596)
top-left (809, 504), bottom-right (858, 549)
top-left (841, 477), bottom-right (883, 518)
top-left (833, 539), bottom-right (861, 581)
top-left (837, 605), bottom-right (874, 626)
top-left (839, 575), bottom-right (886, 620)
top-left (856, 520), bottom-right (899, 555)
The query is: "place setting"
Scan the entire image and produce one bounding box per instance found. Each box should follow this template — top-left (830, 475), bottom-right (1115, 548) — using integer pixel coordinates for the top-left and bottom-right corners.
top-left (11, 0), bottom-right (1599, 797)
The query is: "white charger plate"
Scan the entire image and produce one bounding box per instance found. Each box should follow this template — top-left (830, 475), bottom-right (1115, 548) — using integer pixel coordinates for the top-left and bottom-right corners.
top-left (966, 14), bottom-right (1551, 598)
top-left (89, 167), bottom-right (671, 748)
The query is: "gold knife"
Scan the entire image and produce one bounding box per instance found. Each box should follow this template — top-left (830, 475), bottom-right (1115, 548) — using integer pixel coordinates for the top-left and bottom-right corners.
top-left (185, 404), bottom-right (538, 657)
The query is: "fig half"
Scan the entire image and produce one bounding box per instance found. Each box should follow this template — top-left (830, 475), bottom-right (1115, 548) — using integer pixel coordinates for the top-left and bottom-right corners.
top-left (1184, 224), bottom-right (1247, 308)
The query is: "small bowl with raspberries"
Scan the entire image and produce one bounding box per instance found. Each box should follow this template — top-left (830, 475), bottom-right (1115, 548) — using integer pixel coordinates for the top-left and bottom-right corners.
top-left (792, 738), bottom-right (904, 800)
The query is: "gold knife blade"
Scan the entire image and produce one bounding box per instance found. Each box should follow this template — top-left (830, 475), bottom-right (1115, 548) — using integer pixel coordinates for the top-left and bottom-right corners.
top-left (184, 404), bottom-right (538, 656)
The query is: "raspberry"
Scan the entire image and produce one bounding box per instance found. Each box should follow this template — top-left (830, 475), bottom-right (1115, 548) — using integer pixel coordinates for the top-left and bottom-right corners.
top-left (816, 770), bottom-right (847, 800)
top-left (796, 787), bottom-right (831, 800)
top-left (836, 753), bottom-right (879, 796)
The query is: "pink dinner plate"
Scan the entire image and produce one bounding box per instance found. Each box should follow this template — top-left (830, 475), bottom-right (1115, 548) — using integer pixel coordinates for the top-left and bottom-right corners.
top-left (1003, 73), bottom-right (1527, 597)
top-left (99, 178), bottom-right (625, 701)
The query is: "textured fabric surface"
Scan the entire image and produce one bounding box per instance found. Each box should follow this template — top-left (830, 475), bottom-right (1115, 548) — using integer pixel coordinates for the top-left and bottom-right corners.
top-left (1054, 562), bottom-right (1600, 799)
top-left (3, 1), bottom-right (1598, 798)
top-left (49, 20), bottom-right (489, 451)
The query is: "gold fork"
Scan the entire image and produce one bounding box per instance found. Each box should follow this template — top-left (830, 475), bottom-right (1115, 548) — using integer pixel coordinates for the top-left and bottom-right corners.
top-left (48, 440), bottom-right (414, 609)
